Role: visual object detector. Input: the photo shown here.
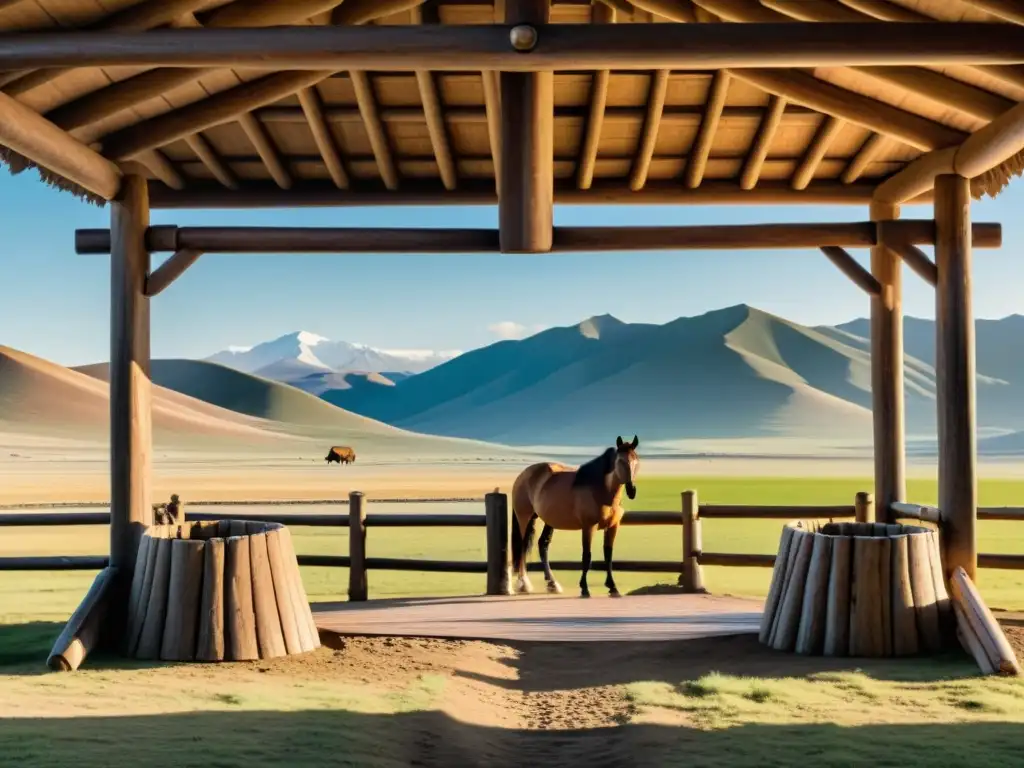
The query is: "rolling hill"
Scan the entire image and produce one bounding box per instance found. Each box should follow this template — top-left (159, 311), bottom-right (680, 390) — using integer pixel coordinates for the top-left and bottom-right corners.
top-left (320, 305), bottom-right (1024, 447)
top-left (72, 358), bottom-right (515, 459)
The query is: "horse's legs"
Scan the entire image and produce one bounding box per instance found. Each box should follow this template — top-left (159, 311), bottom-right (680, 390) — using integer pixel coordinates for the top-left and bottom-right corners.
top-left (604, 524), bottom-right (620, 597)
top-left (538, 524), bottom-right (562, 594)
top-left (579, 525), bottom-right (595, 598)
top-left (511, 509), bottom-right (537, 594)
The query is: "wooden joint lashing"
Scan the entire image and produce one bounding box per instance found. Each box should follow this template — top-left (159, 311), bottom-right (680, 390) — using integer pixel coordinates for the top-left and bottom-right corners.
top-left (820, 246), bottom-right (881, 296)
top-left (145, 249), bottom-right (204, 297)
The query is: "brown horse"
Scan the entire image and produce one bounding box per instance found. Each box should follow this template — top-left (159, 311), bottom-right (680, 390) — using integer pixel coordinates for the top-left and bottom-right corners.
top-left (510, 435), bottom-right (640, 598)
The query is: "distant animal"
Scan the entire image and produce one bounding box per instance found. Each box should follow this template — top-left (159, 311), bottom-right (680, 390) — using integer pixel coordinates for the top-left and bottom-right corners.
top-left (511, 435), bottom-right (640, 599)
top-left (325, 446), bottom-right (356, 465)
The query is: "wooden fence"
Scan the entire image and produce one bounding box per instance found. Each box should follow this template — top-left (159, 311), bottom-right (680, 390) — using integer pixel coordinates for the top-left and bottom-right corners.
top-left (1, 490), bottom-right (1022, 599)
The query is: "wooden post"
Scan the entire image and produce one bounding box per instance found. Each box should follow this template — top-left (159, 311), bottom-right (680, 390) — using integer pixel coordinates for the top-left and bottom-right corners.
top-left (109, 173), bottom-right (153, 623)
top-left (348, 491), bottom-right (367, 601)
top-left (935, 173), bottom-right (978, 581)
top-left (870, 200), bottom-right (906, 524)
top-left (498, 0), bottom-right (553, 253)
top-left (855, 491), bottom-right (874, 523)
top-left (679, 489), bottom-right (705, 593)
top-left (485, 490), bottom-right (511, 595)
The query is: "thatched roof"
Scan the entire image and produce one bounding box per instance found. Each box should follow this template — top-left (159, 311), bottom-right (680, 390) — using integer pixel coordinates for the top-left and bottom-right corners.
top-left (1, 0), bottom-right (1022, 208)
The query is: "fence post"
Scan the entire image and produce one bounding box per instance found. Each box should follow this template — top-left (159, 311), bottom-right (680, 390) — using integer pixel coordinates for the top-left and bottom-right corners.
top-left (855, 491), bottom-right (875, 524)
top-left (485, 490), bottom-right (511, 595)
top-left (679, 489), bottom-right (706, 593)
top-left (348, 491), bottom-right (367, 602)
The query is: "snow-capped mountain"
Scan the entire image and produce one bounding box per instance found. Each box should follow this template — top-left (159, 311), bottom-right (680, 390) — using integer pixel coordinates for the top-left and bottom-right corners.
top-left (205, 331), bottom-right (460, 385)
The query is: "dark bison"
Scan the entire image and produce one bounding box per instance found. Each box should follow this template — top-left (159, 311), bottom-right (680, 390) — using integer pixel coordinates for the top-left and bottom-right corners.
top-left (325, 446), bottom-right (356, 465)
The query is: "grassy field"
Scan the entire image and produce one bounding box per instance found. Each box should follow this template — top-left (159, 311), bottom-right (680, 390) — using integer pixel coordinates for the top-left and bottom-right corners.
top-left (1, 475), bottom-right (1023, 767)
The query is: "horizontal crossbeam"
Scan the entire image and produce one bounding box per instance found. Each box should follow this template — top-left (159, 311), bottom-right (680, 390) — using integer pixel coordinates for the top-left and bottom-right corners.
top-left (3, 23), bottom-right (1024, 71)
top-left (75, 221), bottom-right (1002, 255)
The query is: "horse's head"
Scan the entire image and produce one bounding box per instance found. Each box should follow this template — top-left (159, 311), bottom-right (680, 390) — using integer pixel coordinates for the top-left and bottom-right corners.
top-left (614, 435), bottom-right (640, 500)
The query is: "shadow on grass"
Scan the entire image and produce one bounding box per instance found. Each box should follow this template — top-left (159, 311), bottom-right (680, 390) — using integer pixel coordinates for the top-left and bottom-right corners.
top-left (0, 623), bottom-right (62, 670)
top-left (0, 710), bottom-right (1022, 767)
top-left (455, 633), bottom-right (982, 694)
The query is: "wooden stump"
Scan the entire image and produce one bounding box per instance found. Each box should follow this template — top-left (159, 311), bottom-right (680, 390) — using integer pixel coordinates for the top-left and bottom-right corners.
top-left (760, 520), bottom-right (955, 658)
top-left (123, 520), bottom-right (317, 662)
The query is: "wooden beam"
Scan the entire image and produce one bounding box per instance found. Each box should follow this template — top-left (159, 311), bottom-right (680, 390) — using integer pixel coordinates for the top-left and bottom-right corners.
top-left (0, 91), bottom-right (121, 201)
top-left (482, 70), bottom-right (502, 191)
top-left (108, 175), bottom-right (153, 577)
top-left (351, 71), bottom-right (400, 191)
top-left (686, 71), bottom-right (730, 188)
top-left (842, 133), bottom-right (888, 184)
top-left (99, 72), bottom-right (335, 162)
top-left (184, 133), bottom-right (239, 190)
top-left (857, 67), bottom-right (1014, 123)
top-left (332, 0), bottom-right (428, 25)
top-left (0, 0), bottom-right (215, 99)
top-left (751, 0), bottom-right (1017, 123)
top-left (238, 113), bottom-right (292, 189)
top-left (870, 199), bottom-right (906, 523)
top-left (791, 115), bottom-right (843, 190)
top-left (144, 179), bottom-right (922, 208)
top-left (145, 249), bottom-right (204, 297)
top-left (729, 69), bottom-right (965, 151)
top-left (959, 0), bottom-right (1024, 25)
top-left (297, 87), bottom-right (350, 189)
top-left (410, 2), bottom-right (456, 190)
top-left (820, 246), bottom-right (881, 295)
top-left (891, 241), bottom-right (938, 287)
top-left (740, 95), bottom-right (785, 190)
top-left (38, 0), bottom-right (349, 137)
top-left (132, 150), bottom-right (185, 191)
top-left (577, 0), bottom-right (614, 191)
top-left (935, 173), bottom-right (978, 581)
top-left (75, 220), bottom-right (1001, 255)
top-left (4, 24), bottom-right (1024, 71)
top-left (629, 69), bottom-right (670, 191)
top-left (875, 101), bottom-right (1024, 203)
top-left (499, 1), bottom-right (554, 254)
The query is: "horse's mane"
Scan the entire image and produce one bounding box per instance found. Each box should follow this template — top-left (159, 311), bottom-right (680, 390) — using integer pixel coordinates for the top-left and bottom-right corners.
top-left (572, 447), bottom-right (615, 488)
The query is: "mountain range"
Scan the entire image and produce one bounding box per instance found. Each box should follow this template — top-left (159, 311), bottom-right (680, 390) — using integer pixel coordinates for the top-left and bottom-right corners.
top-left (277, 305), bottom-right (1024, 448)
top-left (205, 331), bottom-right (457, 395)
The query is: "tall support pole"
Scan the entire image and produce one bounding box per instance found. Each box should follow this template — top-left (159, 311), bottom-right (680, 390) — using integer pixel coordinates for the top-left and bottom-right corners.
top-left (498, 0), bottom-right (553, 253)
top-left (109, 175), bottom-right (153, 580)
top-left (870, 200), bottom-right (906, 522)
top-left (934, 174), bottom-right (977, 581)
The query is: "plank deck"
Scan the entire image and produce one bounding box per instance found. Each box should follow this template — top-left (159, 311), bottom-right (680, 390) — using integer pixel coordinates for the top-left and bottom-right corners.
top-left (313, 593), bottom-right (763, 643)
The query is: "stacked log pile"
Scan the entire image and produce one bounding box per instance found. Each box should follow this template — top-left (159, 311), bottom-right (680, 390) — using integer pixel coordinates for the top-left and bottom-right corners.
top-left (759, 521), bottom-right (951, 657)
top-left (126, 521), bottom-right (321, 662)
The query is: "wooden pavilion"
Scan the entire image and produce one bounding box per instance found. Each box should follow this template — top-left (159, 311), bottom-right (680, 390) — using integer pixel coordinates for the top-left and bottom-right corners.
top-left (3, 0), bottom-right (1024, 651)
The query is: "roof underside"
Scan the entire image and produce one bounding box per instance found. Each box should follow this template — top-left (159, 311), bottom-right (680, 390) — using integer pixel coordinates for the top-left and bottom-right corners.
top-left (1, 0), bottom-right (1023, 206)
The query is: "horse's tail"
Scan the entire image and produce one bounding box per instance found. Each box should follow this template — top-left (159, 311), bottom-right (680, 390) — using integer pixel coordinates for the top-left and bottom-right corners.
top-left (510, 509), bottom-right (538, 573)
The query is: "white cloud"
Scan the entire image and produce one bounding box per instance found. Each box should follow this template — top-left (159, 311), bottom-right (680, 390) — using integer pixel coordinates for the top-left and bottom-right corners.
top-left (487, 321), bottom-right (546, 340)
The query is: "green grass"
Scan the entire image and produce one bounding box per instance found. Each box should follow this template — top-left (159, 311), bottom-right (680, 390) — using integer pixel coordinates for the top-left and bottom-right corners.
top-left (3, 475), bottom-right (1024, 631)
top-left (1, 476), bottom-right (1024, 766)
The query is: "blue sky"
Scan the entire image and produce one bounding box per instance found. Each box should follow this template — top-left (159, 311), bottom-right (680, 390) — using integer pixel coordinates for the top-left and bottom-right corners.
top-left (1, 170), bottom-right (1021, 367)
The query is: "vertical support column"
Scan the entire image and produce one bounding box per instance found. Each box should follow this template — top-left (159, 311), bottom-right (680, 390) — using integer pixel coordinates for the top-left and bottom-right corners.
top-left (499, 0), bottom-right (553, 253)
top-left (348, 491), bottom-right (368, 601)
top-left (870, 200), bottom-right (906, 523)
top-left (679, 489), bottom-right (705, 593)
top-left (934, 174), bottom-right (977, 581)
top-left (485, 490), bottom-right (511, 595)
top-left (109, 174), bottom-right (152, 576)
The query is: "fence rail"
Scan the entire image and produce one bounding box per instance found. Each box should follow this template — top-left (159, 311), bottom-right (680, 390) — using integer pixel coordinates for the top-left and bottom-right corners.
top-left (1, 491), bottom-right (1021, 597)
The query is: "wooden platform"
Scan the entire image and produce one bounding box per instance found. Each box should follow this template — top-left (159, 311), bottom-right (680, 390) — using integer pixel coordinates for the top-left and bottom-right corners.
top-left (312, 593), bottom-right (763, 643)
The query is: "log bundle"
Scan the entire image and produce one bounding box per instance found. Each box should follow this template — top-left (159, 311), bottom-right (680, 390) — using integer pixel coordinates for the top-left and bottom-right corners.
top-left (759, 521), bottom-right (951, 657)
top-left (125, 521), bottom-right (320, 662)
